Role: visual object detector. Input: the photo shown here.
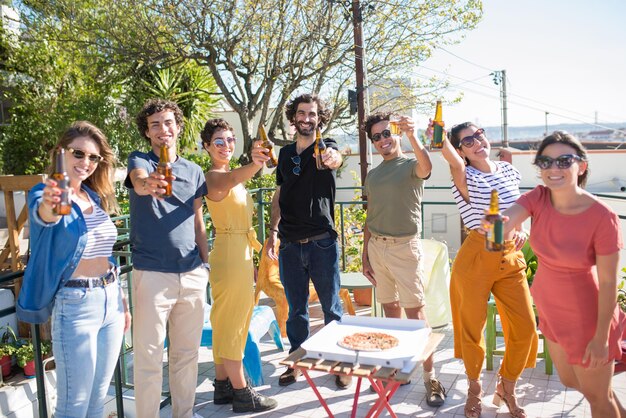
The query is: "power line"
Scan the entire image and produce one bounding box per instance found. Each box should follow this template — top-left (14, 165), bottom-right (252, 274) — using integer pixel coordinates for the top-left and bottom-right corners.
top-left (417, 66), bottom-right (625, 132)
top-left (437, 47), bottom-right (495, 73)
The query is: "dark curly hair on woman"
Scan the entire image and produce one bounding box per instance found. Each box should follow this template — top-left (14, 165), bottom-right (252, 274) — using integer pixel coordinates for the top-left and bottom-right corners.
top-left (135, 98), bottom-right (185, 142)
top-left (284, 93), bottom-right (331, 128)
top-left (200, 119), bottom-right (234, 147)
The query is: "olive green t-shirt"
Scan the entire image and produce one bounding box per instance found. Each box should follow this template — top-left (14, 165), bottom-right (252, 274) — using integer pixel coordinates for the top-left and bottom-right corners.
top-left (364, 155), bottom-right (425, 237)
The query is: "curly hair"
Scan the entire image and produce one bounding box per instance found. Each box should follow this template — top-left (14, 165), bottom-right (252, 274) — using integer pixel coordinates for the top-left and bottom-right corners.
top-left (48, 121), bottom-right (119, 214)
top-left (536, 131), bottom-right (589, 187)
top-left (200, 118), bottom-right (234, 148)
top-left (284, 93), bottom-right (331, 128)
top-left (135, 98), bottom-right (185, 142)
top-left (362, 111), bottom-right (398, 140)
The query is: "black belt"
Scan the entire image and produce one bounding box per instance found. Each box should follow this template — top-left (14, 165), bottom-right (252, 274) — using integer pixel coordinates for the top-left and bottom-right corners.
top-left (65, 271), bottom-right (116, 288)
top-left (290, 232), bottom-right (332, 244)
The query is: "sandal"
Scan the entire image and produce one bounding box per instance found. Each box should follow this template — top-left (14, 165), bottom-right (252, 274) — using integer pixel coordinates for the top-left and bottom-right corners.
top-left (465, 378), bottom-right (482, 418)
top-left (492, 374), bottom-right (527, 418)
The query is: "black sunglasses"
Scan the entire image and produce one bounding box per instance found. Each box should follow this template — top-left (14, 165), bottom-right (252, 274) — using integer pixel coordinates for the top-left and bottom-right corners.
top-left (458, 128), bottom-right (485, 148)
top-left (291, 155), bottom-right (301, 176)
top-left (534, 154), bottom-right (583, 170)
top-left (371, 129), bottom-right (392, 143)
top-left (66, 147), bottom-right (102, 164)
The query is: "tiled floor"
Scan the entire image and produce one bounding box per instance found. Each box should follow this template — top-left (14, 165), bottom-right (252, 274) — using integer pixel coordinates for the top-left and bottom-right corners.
top-left (129, 299), bottom-right (626, 418)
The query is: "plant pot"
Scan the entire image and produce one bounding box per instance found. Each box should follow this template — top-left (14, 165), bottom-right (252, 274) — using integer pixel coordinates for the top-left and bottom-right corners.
top-left (22, 360), bottom-right (36, 378)
top-left (0, 355), bottom-right (11, 377)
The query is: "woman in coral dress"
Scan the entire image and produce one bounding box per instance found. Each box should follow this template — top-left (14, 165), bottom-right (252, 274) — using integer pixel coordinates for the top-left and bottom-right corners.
top-left (201, 119), bottom-right (277, 413)
top-left (491, 131), bottom-right (626, 418)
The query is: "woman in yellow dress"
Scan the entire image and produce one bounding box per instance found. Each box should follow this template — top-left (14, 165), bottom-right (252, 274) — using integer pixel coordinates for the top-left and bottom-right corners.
top-left (201, 118), bottom-right (278, 413)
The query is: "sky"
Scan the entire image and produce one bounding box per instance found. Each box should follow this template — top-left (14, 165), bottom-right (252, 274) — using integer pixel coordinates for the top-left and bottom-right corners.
top-left (417, 0), bottom-right (626, 129)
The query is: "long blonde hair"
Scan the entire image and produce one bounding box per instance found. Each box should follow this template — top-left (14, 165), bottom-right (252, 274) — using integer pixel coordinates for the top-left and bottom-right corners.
top-left (47, 121), bottom-right (119, 214)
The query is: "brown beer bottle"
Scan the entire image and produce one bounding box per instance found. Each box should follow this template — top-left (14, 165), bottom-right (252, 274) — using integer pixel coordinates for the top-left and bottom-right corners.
top-left (431, 100), bottom-right (444, 149)
top-left (52, 147), bottom-right (71, 215)
top-left (314, 128), bottom-right (328, 170)
top-left (157, 145), bottom-right (173, 197)
top-left (258, 125), bottom-right (278, 168)
top-left (485, 189), bottom-right (504, 251)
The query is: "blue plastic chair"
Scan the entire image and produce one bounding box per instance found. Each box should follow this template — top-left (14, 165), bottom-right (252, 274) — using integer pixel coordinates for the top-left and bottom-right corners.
top-left (200, 304), bottom-right (284, 386)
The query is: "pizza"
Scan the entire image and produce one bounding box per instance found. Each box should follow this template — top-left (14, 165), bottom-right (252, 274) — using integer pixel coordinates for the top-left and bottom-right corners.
top-left (338, 331), bottom-right (399, 352)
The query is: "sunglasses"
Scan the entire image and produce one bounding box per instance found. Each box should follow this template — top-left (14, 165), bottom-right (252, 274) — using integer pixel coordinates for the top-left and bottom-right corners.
top-left (212, 137), bottom-right (237, 148)
top-left (371, 129), bottom-right (393, 143)
top-left (291, 155), bottom-right (301, 176)
top-left (534, 154), bottom-right (583, 170)
top-left (66, 147), bottom-right (102, 164)
top-left (458, 128), bottom-right (485, 148)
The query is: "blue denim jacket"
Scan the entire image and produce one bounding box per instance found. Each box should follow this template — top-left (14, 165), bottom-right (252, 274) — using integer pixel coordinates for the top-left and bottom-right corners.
top-left (17, 183), bottom-right (116, 324)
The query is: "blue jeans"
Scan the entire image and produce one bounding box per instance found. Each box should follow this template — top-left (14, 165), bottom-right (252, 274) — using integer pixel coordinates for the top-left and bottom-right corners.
top-left (52, 282), bottom-right (125, 418)
top-left (279, 237), bottom-right (343, 352)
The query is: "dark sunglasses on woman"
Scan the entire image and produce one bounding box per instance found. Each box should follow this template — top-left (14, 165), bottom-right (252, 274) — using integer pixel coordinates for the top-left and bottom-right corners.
top-left (534, 154), bottom-right (583, 170)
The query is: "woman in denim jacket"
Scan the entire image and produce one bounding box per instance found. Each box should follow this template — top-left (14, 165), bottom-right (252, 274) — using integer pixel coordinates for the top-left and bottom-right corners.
top-left (17, 121), bottom-right (131, 417)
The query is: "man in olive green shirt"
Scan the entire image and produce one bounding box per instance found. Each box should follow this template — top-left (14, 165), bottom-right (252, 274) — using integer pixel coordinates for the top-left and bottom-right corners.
top-left (361, 111), bottom-right (446, 408)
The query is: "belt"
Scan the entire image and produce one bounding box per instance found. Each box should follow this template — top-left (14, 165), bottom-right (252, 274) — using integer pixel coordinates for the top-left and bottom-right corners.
top-left (65, 271), bottom-right (116, 288)
top-left (215, 227), bottom-right (263, 252)
top-left (292, 232), bottom-right (332, 244)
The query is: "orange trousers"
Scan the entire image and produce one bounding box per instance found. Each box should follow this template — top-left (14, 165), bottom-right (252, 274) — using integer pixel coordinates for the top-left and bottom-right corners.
top-left (450, 230), bottom-right (538, 380)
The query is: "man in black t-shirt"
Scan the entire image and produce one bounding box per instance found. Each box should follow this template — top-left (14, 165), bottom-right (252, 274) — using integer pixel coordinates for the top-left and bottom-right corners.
top-left (266, 93), bottom-right (350, 389)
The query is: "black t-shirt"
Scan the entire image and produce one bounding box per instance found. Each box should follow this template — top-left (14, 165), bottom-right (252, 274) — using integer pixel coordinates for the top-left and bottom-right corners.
top-left (276, 139), bottom-right (338, 242)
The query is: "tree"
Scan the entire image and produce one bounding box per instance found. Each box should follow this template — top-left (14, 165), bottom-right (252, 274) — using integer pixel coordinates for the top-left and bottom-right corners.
top-left (0, 1), bottom-right (222, 174)
top-left (19, 0), bottom-right (482, 154)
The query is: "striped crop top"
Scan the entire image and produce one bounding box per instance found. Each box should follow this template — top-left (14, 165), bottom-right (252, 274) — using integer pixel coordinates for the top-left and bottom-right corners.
top-left (81, 195), bottom-right (117, 259)
top-left (452, 161), bottom-right (521, 230)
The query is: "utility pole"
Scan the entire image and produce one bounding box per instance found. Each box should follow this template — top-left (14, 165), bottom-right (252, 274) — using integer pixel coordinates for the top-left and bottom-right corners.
top-left (351, 0), bottom-right (368, 190)
top-left (492, 69), bottom-right (508, 147)
top-left (544, 111), bottom-right (549, 136)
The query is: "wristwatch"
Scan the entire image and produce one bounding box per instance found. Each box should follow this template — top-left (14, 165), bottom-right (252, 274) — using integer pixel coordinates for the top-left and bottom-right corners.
top-left (202, 262), bottom-right (211, 272)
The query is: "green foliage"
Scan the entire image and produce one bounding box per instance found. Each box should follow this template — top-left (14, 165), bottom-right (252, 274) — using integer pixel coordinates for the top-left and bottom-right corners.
top-left (0, 325), bottom-right (18, 357)
top-left (618, 267), bottom-right (626, 314)
top-left (141, 62), bottom-right (220, 152)
top-left (335, 171), bottom-right (366, 272)
top-left (24, 0), bottom-right (483, 155)
top-left (521, 241), bottom-right (537, 287)
top-left (0, 2), bottom-right (221, 175)
top-left (15, 340), bottom-right (51, 368)
top-left (246, 172), bottom-right (277, 245)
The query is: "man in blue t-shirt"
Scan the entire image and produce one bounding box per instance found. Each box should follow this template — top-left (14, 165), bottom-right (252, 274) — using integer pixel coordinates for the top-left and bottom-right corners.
top-left (124, 98), bottom-right (209, 418)
top-left (266, 93), bottom-right (350, 389)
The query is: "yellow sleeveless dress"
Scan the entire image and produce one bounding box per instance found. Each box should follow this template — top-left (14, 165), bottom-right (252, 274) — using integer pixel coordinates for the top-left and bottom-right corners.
top-left (205, 184), bottom-right (262, 363)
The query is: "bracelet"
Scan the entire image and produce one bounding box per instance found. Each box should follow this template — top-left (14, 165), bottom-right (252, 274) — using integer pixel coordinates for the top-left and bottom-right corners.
top-left (269, 228), bottom-right (279, 233)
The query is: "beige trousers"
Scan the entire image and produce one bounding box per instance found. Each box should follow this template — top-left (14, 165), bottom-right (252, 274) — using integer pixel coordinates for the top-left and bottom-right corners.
top-left (132, 267), bottom-right (208, 418)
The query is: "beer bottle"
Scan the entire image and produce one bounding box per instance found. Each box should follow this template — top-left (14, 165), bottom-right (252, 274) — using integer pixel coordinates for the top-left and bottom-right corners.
top-left (157, 145), bottom-right (173, 197)
top-left (52, 147), bottom-right (71, 215)
top-left (485, 189), bottom-right (504, 251)
top-left (314, 128), bottom-right (328, 170)
top-left (431, 100), bottom-right (444, 149)
top-left (258, 125), bottom-right (278, 168)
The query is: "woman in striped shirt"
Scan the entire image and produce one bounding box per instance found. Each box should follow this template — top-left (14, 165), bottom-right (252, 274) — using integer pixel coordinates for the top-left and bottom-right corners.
top-left (21, 122), bottom-right (131, 417)
top-left (435, 122), bottom-right (538, 418)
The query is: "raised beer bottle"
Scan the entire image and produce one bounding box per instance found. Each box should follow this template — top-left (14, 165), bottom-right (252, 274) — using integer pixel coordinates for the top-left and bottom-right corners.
top-left (314, 128), bottom-right (328, 170)
top-left (431, 100), bottom-right (444, 149)
top-left (157, 145), bottom-right (173, 197)
top-left (52, 147), bottom-right (71, 215)
top-left (258, 124), bottom-right (278, 168)
top-left (485, 189), bottom-right (504, 251)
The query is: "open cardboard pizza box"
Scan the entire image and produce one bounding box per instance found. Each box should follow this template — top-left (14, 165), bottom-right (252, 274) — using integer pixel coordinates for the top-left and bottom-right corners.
top-left (301, 315), bottom-right (431, 373)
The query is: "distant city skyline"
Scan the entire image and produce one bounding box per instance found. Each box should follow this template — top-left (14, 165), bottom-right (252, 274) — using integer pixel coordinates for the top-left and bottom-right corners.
top-left (418, 0), bottom-right (626, 130)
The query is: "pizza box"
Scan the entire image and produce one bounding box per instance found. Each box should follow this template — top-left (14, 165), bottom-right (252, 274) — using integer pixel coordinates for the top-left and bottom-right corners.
top-left (300, 314), bottom-right (431, 373)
